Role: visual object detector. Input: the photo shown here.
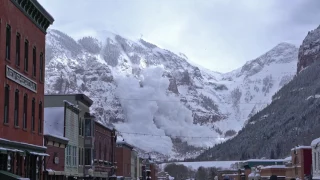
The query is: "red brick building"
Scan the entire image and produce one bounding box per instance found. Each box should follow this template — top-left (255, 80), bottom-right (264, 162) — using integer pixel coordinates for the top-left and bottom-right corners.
top-left (150, 163), bottom-right (158, 180)
top-left (43, 106), bottom-right (69, 180)
top-left (0, 0), bottom-right (54, 179)
top-left (43, 135), bottom-right (68, 180)
top-left (285, 146), bottom-right (312, 180)
top-left (116, 141), bottom-right (134, 179)
top-left (93, 121), bottom-right (117, 180)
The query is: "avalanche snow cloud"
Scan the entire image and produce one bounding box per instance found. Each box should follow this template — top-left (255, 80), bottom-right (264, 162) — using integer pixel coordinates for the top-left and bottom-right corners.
top-left (114, 66), bottom-right (223, 155)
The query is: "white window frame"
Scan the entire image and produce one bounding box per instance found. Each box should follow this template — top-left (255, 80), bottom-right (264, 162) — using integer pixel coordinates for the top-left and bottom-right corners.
top-left (73, 146), bottom-right (77, 167)
top-left (318, 152), bottom-right (320, 171)
top-left (66, 145), bottom-right (72, 166)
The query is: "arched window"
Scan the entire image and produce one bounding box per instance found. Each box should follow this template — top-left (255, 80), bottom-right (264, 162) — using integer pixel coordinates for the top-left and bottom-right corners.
top-left (31, 98), bottom-right (35, 131)
top-left (99, 142), bottom-right (101, 160)
top-left (4, 85), bottom-right (10, 124)
top-left (14, 89), bottom-right (19, 127)
top-left (23, 94), bottom-right (28, 129)
top-left (38, 101), bottom-right (42, 133)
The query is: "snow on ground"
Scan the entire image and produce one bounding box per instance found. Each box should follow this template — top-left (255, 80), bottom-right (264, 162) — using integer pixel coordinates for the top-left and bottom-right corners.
top-left (159, 161), bottom-right (239, 170)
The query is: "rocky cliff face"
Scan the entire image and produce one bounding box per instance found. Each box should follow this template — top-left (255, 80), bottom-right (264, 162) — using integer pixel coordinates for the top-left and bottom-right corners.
top-left (297, 25), bottom-right (320, 73)
top-left (44, 29), bottom-right (298, 159)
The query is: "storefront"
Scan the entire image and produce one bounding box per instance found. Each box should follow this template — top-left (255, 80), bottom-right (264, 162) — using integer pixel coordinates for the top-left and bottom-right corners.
top-left (0, 138), bottom-right (49, 180)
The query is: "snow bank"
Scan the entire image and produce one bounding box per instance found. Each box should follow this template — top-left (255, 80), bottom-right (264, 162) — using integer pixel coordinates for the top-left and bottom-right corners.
top-left (114, 66), bottom-right (223, 155)
top-left (260, 165), bottom-right (286, 169)
top-left (161, 161), bottom-right (238, 170)
top-left (290, 146), bottom-right (311, 151)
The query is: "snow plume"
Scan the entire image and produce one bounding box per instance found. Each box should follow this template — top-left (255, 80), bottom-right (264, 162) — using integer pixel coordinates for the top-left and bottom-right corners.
top-left (114, 66), bottom-right (223, 155)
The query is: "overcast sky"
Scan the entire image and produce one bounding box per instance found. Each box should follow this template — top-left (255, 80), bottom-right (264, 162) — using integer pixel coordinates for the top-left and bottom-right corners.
top-left (38, 0), bottom-right (320, 73)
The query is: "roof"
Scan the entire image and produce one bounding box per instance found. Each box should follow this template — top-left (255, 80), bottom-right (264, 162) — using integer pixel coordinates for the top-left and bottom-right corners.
top-left (44, 107), bottom-right (68, 141)
top-left (30, 0), bottom-right (54, 23)
top-left (117, 141), bottom-right (134, 149)
top-left (95, 120), bottom-right (114, 131)
top-left (45, 94), bottom-right (93, 107)
top-left (245, 159), bottom-right (285, 162)
top-left (260, 165), bottom-right (286, 169)
top-left (311, 137), bottom-right (320, 147)
top-left (291, 146), bottom-right (311, 151)
top-left (284, 156), bottom-right (292, 162)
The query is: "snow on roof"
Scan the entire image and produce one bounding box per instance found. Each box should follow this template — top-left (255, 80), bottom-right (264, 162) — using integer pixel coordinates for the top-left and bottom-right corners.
top-left (170, 161), bottom-right (239, 170)
top-left (63, 100), bottom-right (80, 111)
top-left (44, 107), bottom-right (68, 141)
top-left (0, 138), bottom-right (46, 149)
top-left (311, 137), bottom-right (320, 147)
top-left (246, 159), bottom-right (284, 162)
top-left (95, 120), bottom-right (114, 131)
top-left (291, 146), bottom-right (311, 151)
top-left (260, 165), bottom-right (286, 169)
top-left (284, 156), bottom-right (292, 162)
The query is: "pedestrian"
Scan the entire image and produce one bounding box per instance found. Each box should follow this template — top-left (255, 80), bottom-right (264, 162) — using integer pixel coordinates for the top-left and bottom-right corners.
top-left (270, 175), bottom-right (277, 180)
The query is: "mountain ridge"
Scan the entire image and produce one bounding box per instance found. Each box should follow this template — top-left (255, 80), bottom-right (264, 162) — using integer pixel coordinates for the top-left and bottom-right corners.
top-left (196, 25), bottom-right (320, 161)
top-left (44, 28), bottom-right (298, 159)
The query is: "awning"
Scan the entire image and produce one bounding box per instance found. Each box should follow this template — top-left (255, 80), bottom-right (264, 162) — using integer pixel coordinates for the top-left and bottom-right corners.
top-left (0, 146), bottom-right (26, 155)
top-left (28, 151), bottom-right (50, 156)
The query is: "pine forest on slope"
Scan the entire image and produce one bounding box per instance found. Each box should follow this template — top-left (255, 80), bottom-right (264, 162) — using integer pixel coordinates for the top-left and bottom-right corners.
top-left (196, 25), bottom-right (320, 161)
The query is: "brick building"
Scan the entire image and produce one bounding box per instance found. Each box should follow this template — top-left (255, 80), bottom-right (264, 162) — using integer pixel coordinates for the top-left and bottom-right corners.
top-left (43, 105), bottom-right (69, 180)
top-left (116, 141), bottom-right (134, 180)
top-left (285, 146), bottom-right (312, 180)
top-left (93, 120), bottom-right (117, 180)
top-left (260, 165), bottom-right (286, 180)
top-left (0, 0), bottom-right (54, 179)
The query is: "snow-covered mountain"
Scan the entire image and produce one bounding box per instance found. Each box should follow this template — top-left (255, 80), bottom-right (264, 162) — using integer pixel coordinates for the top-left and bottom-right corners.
top-left (44, 29), bottom-right (298, 159)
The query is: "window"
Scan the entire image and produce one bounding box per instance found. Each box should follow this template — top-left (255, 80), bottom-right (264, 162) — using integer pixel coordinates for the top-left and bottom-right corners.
top-left (73, 146), bottom-right (77, 166)
top-left (24, 40), bottom-right (29, 72)
top-left (85, 149), bottom-right (91, 165)
top-left (32, 47), bottom-right (36, 77)
top-left (39, 53), bottom-right (44, 81)
top-left (6, 24), bottom-right (11, 60)
top-left (79, 118), bottom-right (82, 136)
top-left (66, 146), bottom-right (71, 166)
top-left (85, 119), bottom-right (92, 136)
top-left (23, 94), bottom-right (27, 129)
top-left (99, 142), bottom-right (102, 159)
top-left (104, 144), bottom-right (107, 161)
top-left (31, 98), bottom-right (35, 131)
top-left (16, 33), bottom-right (21, 66)
top-left (14, 89), bottom-right (19, 127)
top-left (79, 148), bottom-right (81, 165)
top-left (4, 85), bottom-right (9, 124)
top-left (38, 102), bottom-right (42, 133)
top-left (318, 152), bottom-right (320, 170)
top-left (315, 152), bottom-right (317, 171)
top-left (82, 148), bottom-right (84, 165)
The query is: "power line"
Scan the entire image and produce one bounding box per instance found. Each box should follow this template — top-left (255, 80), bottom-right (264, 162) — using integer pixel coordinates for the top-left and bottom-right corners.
top-left (87, 96), bottom-right (274, 105)
top-left (117, 131), bottom-right (224, 139)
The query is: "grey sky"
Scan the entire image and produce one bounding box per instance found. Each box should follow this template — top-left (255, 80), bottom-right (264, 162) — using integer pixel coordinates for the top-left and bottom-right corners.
top-left (38, 0), bottom-right (320, 73)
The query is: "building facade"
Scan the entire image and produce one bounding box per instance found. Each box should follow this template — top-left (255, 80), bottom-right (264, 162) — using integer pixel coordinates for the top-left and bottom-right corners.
top-left (64, 101), bottom-right (80, 178)
top-left (131, 150), bottom-right (138, 180)
top-left (0, 0), bottom-right (54, 179)
top-left (45, 94), bottom-right (95, 179)
top-left (285, 146), bottom-right (312, 180)
top-left (116, 141), bottom-right (134, 180)
top-left (312, 138), bottom-right (320, 180)
top-left (43, 106), bottom-right (69, 180)
top-left (93, 121), bottom-right (117, 180)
